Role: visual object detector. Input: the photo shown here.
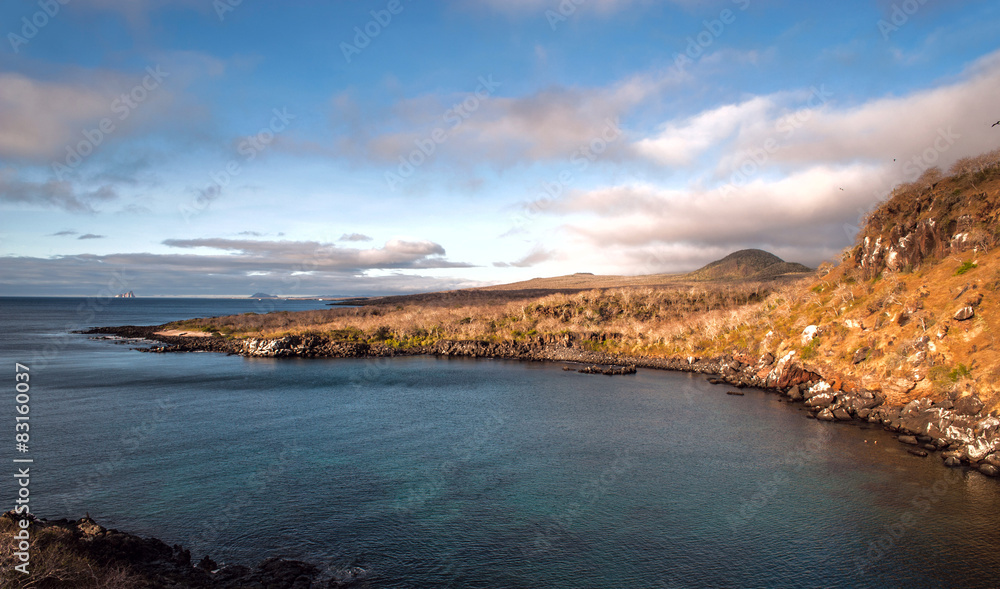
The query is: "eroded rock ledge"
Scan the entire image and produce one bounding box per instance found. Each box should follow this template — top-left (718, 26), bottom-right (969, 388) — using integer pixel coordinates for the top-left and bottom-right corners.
top-left (84, 326), bottom-right (1000, 479)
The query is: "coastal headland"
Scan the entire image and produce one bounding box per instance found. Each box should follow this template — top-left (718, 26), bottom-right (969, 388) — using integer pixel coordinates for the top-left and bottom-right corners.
top-left (85, 155), bottom-right (1000, 481)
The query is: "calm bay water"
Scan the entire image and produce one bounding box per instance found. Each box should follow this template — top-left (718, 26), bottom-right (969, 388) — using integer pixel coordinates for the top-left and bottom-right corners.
top-left (1, 297), bottom-right (999, 588)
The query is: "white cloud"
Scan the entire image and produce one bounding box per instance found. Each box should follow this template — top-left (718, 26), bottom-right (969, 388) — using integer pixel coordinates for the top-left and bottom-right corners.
top-left (328, 71), bottom-right (676, 170)
top-left (159, 238), bottom-right (466, 271)
top-left (0, 74), bottom-right (113, 160)
top-left (0, 170), bottom-right (118, 212)
top-left (633, 97), bottom-right (774, 167)
top-left (0, 237), bottom-right (475, 296)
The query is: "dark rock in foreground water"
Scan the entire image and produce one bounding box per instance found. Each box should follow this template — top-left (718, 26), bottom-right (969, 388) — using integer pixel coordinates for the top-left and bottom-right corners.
top-left (0, 512), bottom-right (356, 588)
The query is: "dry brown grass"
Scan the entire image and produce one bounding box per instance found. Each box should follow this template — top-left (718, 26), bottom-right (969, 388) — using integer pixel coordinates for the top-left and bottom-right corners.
top-left (0, 518), bottom-right (143, 588)
top-left (171, 282), bottom-right (780, 354)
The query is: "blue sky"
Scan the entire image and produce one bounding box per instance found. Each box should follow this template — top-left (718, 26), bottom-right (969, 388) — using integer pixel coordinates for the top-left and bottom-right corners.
top-left (1, 0), bottom-right (999, 296)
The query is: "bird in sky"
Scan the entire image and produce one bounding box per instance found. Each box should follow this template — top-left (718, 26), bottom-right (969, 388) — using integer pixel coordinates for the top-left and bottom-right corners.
top-left (993, 120), bottom-right (1000, 127)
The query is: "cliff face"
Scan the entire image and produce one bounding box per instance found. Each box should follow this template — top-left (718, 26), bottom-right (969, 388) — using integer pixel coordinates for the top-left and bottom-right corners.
top-left (756, 158), bottom-right (1000, 414)
top-left (853, 175), bottom-right (998, 279)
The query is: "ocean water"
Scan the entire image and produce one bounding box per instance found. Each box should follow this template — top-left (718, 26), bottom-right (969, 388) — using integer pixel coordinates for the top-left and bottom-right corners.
top-left (1, 297), bottom-right (999, 588)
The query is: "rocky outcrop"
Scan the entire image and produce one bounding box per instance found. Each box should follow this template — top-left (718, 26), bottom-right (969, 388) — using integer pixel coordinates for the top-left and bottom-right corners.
top-left (575, 364), bottom-right (637, 375)
top-left (0, 512), bottom-right (360, 588)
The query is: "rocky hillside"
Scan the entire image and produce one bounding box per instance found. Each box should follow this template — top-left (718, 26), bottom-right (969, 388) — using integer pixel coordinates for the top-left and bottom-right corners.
top-left (686, 249), bottom-right (812, 282)
top-left (714, 151), bottom-right (1000, 412)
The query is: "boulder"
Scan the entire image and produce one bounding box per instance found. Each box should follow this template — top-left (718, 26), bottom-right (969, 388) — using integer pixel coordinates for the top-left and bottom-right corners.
top-left (907, 448), bottom-right (929, 457)
top-left (978, 464), bottom-right (999, 477)
top-left (843, 394), bottom-right (878, 414)
top-left (852, 347), bottom-right (870, 364)
top-left (898, 435), bottom-right (919, 445)
top-left (331, 565), bottom-right (370, 587)
top-left (787, 385), bottom-right (803, 402)
top-left (816, 408), bottom-right (835, 421)
top-left (953, 306), bottom-right (975, 321)
top-left (944, 456), bottom-right (962, 468)
top-left (953, 394), bottom-right (984, 416)
top-left (832, 407), bottom-right (852, 421)
top-left (804, 391), bottom-right (836, 409)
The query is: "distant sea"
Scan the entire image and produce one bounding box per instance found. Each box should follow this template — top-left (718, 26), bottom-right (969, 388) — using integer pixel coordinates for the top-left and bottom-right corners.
top-left (2, 296), bottom-right (999, 588)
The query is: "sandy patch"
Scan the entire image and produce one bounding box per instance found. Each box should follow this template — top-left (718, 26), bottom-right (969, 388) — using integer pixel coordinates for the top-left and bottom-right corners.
top-left (155, 329), bottom-right (213, 338)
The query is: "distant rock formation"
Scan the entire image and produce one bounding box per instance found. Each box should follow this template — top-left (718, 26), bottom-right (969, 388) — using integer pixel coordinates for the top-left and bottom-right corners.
top-left (686, 249), bottom-right (813, 281)
top-left (250, 292), bottom-right (277, 299)
top-left (114, 291), bottom-right (135, 298)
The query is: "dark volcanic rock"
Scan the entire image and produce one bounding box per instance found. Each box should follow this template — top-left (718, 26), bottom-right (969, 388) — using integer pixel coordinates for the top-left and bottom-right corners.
top-left (898, 435), bottom-right (919, 445)
top-left (0, 512), bottom-right (338, 588)
top-left (979, 464), bottom-right (999, 477)
top-left (908, 448), bottom-right (929, 457)
top-left (579, 364), bottom-right (636, 376)
top-left (832, 407), bottom-right (852, 421)
top-left (953, 394), bottom-right (985, 416)
top-left (804, 391), bottom-right (835, 409)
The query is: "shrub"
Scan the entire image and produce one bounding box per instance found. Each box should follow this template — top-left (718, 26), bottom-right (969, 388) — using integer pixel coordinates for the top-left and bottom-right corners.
top-left (955, 260), bottom-right (978, 275)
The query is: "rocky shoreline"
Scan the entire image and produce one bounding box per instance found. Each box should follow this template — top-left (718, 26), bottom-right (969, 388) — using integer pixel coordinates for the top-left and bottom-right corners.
top-left (84, 325), bottom-right (1000, 479)
top-left (1, 512), bottom-right (369, 588)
